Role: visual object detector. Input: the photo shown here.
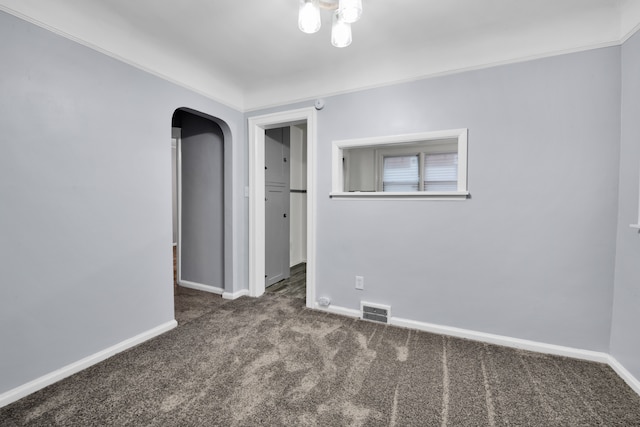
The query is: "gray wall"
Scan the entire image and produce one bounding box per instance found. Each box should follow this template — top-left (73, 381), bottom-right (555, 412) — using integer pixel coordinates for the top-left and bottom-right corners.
top-left (179, 112), bottom-right (225, 288)
top-left (249, 47), bottom-right (622, 352)
top-left (0, 10), bottom-right (244, 395)
top-left (611, 30), bottom-right (640, 380)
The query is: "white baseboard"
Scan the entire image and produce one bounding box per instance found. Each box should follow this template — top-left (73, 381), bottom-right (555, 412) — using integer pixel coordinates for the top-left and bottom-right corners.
top-left (314, 302), bottom-right (611, 364)
top-left (314, 302), bottom-right (361, 318)
top-left (4, 304), bottom-right (639, 411)
top-left (608, 356), bottom-right (640, 396)
top-left (222, 289), bottom-right (249, 300)
top-left (391, 316), bottom-right (610, 363)
top-left (178, 280), bottom-right (224, 295)
top-left (315, 303), bottom-right (640, 396)
top-left (0, 320), bottom-right (177, 408)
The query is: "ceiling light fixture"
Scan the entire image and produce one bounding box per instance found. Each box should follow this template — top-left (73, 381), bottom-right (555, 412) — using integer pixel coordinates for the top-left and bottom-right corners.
top-left (338, 0), bottom-right (362, 24)
top-left (331, 10), bottom-right (352, 48)
top-left (298, 0), bottom-right (362, 48)
top-left (298, 0), bottom-right (321, 34)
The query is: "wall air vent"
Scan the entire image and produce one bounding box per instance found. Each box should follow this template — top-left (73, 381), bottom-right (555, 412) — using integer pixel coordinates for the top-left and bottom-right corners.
top-left (361, 302), bottom-right (391, 324)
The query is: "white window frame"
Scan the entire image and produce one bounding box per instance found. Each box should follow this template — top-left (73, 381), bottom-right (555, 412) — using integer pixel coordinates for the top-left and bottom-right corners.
top-left (331, 128), bottom-right (469, 200)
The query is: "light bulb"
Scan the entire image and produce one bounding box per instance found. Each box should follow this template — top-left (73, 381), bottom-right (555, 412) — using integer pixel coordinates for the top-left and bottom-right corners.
top-left (331, 12), bottom-right (352, 48)
top-left (338, 0), bottom-right (362, 24)
top-left (298, 0), bottom-right (321, 34)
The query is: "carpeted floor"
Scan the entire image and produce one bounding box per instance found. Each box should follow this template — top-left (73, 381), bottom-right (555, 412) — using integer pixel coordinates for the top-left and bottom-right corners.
top-left (2, 290), bottom-right (640, 426)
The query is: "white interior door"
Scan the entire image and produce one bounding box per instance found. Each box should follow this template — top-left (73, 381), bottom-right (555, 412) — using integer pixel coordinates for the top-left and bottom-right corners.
top-left (265, 127), bottom-right (290, 287)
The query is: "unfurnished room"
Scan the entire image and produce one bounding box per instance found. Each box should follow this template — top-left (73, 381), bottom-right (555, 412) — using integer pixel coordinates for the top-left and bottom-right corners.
top-left (1, 0), bottom-right (640, 425)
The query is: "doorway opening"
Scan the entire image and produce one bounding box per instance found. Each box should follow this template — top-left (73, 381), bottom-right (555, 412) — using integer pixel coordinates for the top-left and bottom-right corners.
top-left (248, 107), bottom-right (317, 309)
top-left (172, 109), bottom-right (226, 298)
top-left (264, 125), bottom-right (308, 299)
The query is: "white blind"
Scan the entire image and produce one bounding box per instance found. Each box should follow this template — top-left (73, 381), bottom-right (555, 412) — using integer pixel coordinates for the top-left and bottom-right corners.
top-left (424, 153), bottom-right (458, 191)
top-left (383, 155), bottom-right (419, 192)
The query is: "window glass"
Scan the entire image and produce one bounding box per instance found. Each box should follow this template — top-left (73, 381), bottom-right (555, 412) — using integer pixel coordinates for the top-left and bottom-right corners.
top-left (424, 153), bottom-right (458, 191)
top-left (383, 155), bottom-right (419, 192)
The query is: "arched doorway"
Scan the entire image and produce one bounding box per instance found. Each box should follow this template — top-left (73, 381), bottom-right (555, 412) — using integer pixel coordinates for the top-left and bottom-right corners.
top-left (172, 108), bottom-right (228, 295)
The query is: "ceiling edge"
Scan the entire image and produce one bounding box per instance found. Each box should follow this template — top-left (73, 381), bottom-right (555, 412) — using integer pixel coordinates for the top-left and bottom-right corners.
top-left (621, 21), bottom-right (640, 44)
top-left (243, 39), bottom-right (622, 113)
top-left (3, 3), bottom-right (637, 114)
top-left (621, 0), bottom-right (640, 42)
top-left (0, 5), bottom-right (246, 112)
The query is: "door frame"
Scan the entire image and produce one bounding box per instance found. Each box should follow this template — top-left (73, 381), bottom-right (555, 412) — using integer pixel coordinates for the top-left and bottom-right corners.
top-left (172, 127), bottom-right (183, 286)
top-left (248, 107), bottom-right (317, 308)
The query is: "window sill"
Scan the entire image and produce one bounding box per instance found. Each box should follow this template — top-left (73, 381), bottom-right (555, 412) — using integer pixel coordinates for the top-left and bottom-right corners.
top-left (329, 191), bottom-right (469, 200)
top-left (629, 224), bottom-right (640, 229)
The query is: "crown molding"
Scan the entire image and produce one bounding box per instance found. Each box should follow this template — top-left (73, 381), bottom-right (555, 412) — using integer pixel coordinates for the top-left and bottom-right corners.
top-left (0, 5), bottom-right (245, 112)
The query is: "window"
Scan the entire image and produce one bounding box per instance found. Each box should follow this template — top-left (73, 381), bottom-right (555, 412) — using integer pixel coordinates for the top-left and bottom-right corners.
top-left (378, 146), bottom-right (458, 192)
top-left (383, 155), bottom-right (419, 192)
top-left (424, 153), bottom-right (458, 191)
top-left (332, 129), bottom-right (468, 199)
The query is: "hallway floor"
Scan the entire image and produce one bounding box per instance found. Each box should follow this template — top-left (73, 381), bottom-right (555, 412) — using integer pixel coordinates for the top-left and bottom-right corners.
top-left (265, 262), bottom-right (306, 299)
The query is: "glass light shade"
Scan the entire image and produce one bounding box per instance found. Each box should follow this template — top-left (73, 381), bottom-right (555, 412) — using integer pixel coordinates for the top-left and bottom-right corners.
top-left (331, 12), bottom-right (352, 48)
top-left (338, 0), bottom-right (362, 23)
top-left (298, 0), bottom-right (321, 34)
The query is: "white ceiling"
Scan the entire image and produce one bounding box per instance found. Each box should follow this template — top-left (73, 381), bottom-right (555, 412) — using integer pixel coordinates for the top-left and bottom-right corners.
top-left (2, 0), bottom-right (640, 111)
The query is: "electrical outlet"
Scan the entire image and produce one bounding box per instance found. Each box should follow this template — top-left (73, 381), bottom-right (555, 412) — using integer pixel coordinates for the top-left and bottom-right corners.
top-left (355, 276), bottom-right (364, 290)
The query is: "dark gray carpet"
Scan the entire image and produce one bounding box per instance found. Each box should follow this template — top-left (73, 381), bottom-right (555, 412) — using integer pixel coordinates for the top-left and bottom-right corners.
top-left (2, 291), bottom-right (640, 426)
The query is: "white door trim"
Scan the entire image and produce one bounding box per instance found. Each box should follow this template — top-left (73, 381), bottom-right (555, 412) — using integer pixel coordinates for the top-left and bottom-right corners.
top-left (248, 107), bottom-right (317, 308)
top-left (172, 127), bottom-right (183, 286)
